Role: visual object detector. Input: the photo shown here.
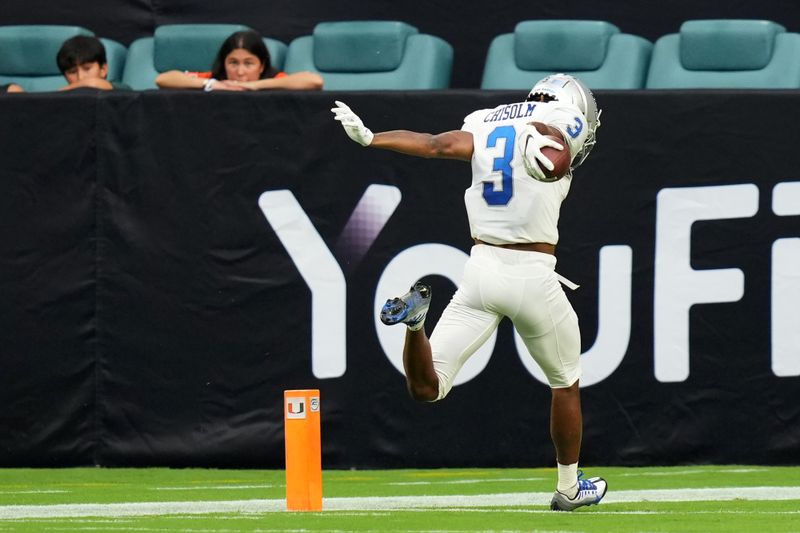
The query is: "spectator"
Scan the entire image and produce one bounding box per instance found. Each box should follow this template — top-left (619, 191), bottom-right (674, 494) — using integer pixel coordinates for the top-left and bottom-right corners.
top-left (1, 83), bottom-right (24, 93)
top-left (156, 30), bottom-right (323, 91)
top-left (57, 35), bottom-right (130, 91)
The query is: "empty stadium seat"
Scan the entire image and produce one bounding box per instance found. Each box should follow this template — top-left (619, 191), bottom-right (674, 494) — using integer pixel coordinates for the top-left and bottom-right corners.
top-left (480, 20), bottom-right (652, 90)
top-left (283, 21), bottom-right (453, 90)
top-left (645, 20), bottom-right (800, 89)
top-left (122, 24), bottom-right (288, 90)
top-left (0, 25), bottom-right (127, 92)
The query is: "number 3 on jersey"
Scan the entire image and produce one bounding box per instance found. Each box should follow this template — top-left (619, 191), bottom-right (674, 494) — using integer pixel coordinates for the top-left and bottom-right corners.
top-left (483, 125), bottom-right (515, 206)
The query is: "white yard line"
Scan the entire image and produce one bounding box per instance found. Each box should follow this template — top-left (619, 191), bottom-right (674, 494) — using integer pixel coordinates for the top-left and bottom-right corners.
top-left (388, 478), bottom-right (548, 485)
top-left (152, 485), bottom-right (277, 491)
top-left (0, 491), bottom-right (68, 495)
top-left (390, 469), bottom-right (771, 483)
top-left (615, 468), bottom-right (769, 477)
top-left (1, 486), bottom-right (799, 519)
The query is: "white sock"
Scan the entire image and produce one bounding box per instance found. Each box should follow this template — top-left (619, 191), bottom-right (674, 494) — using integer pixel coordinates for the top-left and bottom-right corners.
top-left (557, 462), bottom-right (579, 498)
top-left (407, 317), bottom-right (426, 331)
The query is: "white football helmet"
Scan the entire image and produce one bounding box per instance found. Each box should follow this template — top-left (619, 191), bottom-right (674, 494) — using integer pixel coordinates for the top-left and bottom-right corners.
top-left (526, 73), bottom-right (601, 169)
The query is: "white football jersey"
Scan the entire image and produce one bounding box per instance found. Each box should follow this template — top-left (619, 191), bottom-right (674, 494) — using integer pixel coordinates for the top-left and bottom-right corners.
top-left (461, 100), bottom-right (589, 245)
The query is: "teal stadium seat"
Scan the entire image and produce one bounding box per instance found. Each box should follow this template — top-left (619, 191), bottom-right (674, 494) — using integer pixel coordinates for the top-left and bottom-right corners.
top-left (121, 24), bottom-right (288, 90)
top-left (283, 21), bottom-right (453, 90)
top-left (645, 20), bottom-right (800, 89)
top-left (0, 25), bottom-right (126, 92)
top-left (480, 20), bottom-right (652, 90)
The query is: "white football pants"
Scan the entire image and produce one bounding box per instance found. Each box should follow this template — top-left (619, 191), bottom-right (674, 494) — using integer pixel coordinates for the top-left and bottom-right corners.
top-left (430, 244), bottom-right (581, 400)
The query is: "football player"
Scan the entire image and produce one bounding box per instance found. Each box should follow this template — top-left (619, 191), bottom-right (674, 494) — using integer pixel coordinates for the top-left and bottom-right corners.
top-left (332, 73), bottom-right (606, 511)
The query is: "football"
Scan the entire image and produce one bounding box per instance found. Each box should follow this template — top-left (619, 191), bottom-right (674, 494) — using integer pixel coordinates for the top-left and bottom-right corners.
top-left (539, 135), bottom-right (571, 181)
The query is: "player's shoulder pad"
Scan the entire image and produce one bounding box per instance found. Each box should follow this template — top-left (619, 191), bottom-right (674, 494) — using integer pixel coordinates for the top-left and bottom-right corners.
top-left (548, 114), bottom-right (589, 159)
top-left (461, 106), bottom-right (502, 132)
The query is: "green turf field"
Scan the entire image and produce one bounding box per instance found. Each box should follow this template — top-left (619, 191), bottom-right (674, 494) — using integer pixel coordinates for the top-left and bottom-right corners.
top-left (0, 466), bottom-right (798, 532)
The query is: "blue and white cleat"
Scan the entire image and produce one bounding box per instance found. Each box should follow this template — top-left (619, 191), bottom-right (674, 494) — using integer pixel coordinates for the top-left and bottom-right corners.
top-left (550, 471), bottom-right (608, 511)
top-left (379, 282), bottom-right (431, 329)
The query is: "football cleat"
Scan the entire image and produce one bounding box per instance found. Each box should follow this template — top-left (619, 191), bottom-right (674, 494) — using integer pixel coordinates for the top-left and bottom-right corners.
top-left (550, 471), bottom-right (608, 511)
top-left (380, 282), bottom-right (431, 329)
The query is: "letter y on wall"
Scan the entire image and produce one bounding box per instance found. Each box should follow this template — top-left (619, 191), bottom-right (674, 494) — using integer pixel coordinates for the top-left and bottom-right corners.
top-left (259, 189), bottom-right (347, 378)
top-left (259, 186), bottom-right (401, 379)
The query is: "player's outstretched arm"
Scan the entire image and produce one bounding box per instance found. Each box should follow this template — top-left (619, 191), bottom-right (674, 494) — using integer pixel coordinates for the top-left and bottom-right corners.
top-left (372, 130), bottom-right (473, 161)
top-left (332, 101), bottom-right (473, 161)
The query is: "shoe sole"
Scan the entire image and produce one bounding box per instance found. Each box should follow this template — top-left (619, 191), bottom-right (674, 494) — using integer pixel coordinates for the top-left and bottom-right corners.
top-left (379, 284), bottom-right (431, 326)
top-left (380, 299), bottom-right (409, 325)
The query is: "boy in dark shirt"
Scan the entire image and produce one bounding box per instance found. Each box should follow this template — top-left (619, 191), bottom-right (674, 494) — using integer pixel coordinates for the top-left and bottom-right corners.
top-left (56, 35), bottom-right (129, 91)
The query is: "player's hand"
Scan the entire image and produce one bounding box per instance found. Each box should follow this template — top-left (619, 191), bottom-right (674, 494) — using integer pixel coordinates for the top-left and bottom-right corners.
top-left (517, 124), bottom-right (562, 180)
top-left (331, 101), bottom-right (374, 146)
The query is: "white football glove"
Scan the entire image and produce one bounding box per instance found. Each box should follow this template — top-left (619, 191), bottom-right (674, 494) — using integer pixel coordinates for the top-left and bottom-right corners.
top-left (331, 100), bottom-right (374, 146)
top-left (517, 124), bottom-right (563, 181)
